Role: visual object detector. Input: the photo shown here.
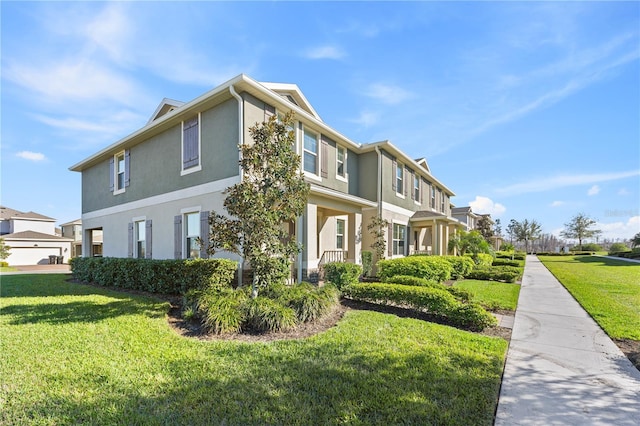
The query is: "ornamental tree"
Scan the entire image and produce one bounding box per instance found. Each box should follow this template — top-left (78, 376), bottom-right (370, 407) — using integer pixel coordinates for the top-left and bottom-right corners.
top-left (510, 219), bottom-right (542, 253)
top-left (0, 238), bottom-right (10, 261)
top-left (205, 112), bottom-right (309, 298)
top-left (448, 229), bottom-right (491, 261)
top-left (560, 213), bottom-right (602, 250)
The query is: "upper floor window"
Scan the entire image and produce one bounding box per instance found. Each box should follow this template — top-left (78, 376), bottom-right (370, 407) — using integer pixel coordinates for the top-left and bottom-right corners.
top-left (393, 223), bottom-right (406, 256)
top-left (110, 150), bottom-right (129, 194)
top-left (395, 163), bottom-right (404, 195)
top-left (336, 146), bottom-right (346, 178)
top-left (182, 115), bottom-right (201, 174)
top-left (430, 185), bottom-right (436, 209)
top-left (336, 219), bottom-right (345, 249)
top-left (439, 189), bottom-right (445, 212)
top-left (303, 128), bottom-right (318, 174)
top-left (135, 220), bottom-right (146, 259)
top-left (413, 174), bottom-right (420, 202)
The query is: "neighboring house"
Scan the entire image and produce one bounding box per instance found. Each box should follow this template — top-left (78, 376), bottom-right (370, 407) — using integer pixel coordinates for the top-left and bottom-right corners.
top-left (452, 206), bottom-right (479, 232)
top-left (0, 206), bottom-right (73, 265)
top-left (476, 213), bottom-right (504, 250)
top-left (70, 74), bottom-right (462, 282)
top-left (60, 219), bottom-right (103, 258)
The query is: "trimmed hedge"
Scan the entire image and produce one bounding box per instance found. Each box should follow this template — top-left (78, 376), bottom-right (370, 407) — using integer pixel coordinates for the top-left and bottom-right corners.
top-left (492, 259), bottom-right (522, 267)
top-left (342, 282), bottom-right (496, 331)
top-left (70, 257), bottom-right (237, 295)
top-left (442, 256), bottom-right (475, 279)
top-left (324, 262), bottom-right (363, 289)
top-left (496, 252), bottom-right (525, 261)
top-left (471, 253), bottom-right (494, 268)
top-left (535, 251), bottom-right (595, 256)
top-left (466, 266), bottom-right (521, 283)
top-left (377, 256), bottom-right (452, 283)
top-left (384, 275), bottom-right (471, 302)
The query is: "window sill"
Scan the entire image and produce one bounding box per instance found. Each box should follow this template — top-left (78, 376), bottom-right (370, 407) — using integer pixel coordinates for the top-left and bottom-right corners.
top-left (181, 165), bottom-right (202, 176)
top-left (395, 192), bottom-right (405, 199)
top-left (304, 171), bottom-right (322, 182)
top-left (113, 188), bottom-right (125, 195)
top-left (336, 174), bottom-right (348, 183)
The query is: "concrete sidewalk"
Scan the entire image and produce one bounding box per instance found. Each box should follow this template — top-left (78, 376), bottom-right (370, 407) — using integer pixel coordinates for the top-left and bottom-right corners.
top-left (1, 264), bottom-right (71, 275)
top-left (495, 255), bottom-right (640, 425)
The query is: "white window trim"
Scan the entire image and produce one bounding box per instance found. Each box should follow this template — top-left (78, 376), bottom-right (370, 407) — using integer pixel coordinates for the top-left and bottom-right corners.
top-left (133, 216), bottom-right (146, 259)
top-left (413, 175), bottom-right (421, 206)
top-left (336, 145), bottom-right (348, 182)
top-left (395, 163), bottom-right (405, 199)
top-left (114, 150), bottom-right (126, 195)
top-left (336, 218), bottom-right (345, 250)
top-left (181, 113), bottom-right (202, 176)
top-left (183, 209), bottom-right (201, 259)
top-left (302, 126), bottom-right (319, 177)
top-left (392, 222), bottom-right (407, 257)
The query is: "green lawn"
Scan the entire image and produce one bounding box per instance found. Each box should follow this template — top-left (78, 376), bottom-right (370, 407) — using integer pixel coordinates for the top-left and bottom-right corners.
top-left (453, 280), bottom-right (521, 311)
top-left (539, 255), bottom-right (640, 340)
top-left (0, 274), bottom-right (507, 425)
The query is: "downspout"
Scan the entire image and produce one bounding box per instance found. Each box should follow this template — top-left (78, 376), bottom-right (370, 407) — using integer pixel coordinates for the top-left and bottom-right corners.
top-left (229, 85), bottom-right (244, 287)
top-left (374, 146), bottom-right (382, 217)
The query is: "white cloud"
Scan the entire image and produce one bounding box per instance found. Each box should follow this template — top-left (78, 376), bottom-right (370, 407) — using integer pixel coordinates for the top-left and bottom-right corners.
top-left (304, 45), bottom-right (346, 60)
top-left (365, 83), bottom-right (413, 105)
top-left (496, 170), bottom-right (640, 196)
top-left (349, 111), bottom-right (380, 127)
top-left (550, 200), bottom-right (565, 207)
top-left (469, 196), bottom-right (506, 216)
top-left (618, 188), bottom-right (630, 196)
top-left (16, 151), bottom-right (46, 162)
top-left (597, 216), bottom-right (640, 241)
top-left (587, 185), bottom-right (600, 196)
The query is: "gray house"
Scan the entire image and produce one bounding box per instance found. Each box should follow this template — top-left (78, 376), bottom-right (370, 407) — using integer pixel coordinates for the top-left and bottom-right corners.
top-left (70, 74), bottom-right (461, 282)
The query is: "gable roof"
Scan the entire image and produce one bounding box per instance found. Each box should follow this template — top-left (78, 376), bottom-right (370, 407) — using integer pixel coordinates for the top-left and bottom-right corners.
top-left (147, 98), bottom-right (185, 124)
top-left (2, 230), bottom-right (72, 241)
top-left (0, 206), bottom-right (55, 222)
top-left (259, 82), bottom-right (321, 121)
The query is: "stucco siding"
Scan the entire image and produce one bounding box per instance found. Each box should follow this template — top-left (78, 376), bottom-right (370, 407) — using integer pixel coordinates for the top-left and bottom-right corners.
top-left (357, 151), bottom-right (378, 202)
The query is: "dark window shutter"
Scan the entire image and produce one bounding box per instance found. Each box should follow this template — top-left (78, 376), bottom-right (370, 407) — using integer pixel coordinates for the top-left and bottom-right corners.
top-left (127, 222), bottom-right (134, 258)
top-left (264, 103), bottom-right (275, 120)
top-left (391, 158), bottom-right (397, 192)
top-left (174, 215), bottom-right (183, 259)
top-left (406, 226), bottom-right (411, 256)
top-left (404, 167), bottom-right (409, 196)
top-left (109, 157), bottom-right (115, 192)
top-left (124, 150), bottom-right (131, 187)
top-left (200, 211), bottom-right (210, 259)
top-left (321, 139), bottom-right (329, 178)
top-left (388, 222), bottom-right (393, 257)
top-left (183, 116), bottom-right (199, 169)
top-left (410, 171), bottom-right (415, 200)
top-left (146, 220), bottom-right (152, 259)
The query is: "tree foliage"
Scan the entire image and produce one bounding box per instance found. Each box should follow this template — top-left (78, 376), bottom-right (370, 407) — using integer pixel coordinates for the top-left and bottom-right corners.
top-left (560, 213), bottom-right (602, 250)
top-left (367, 215), bottom-right (389, 261)
top-left (509, 219), bottom-right (542, 253)
top-left (0, 238), bottom-right (10, 261)
top-left (632, 232), bottom-right (640, 248)
top-left (205, 112), bottom-right (309, 297)
top-left (448, 229), bottom-right (492, 260)
top-left (475, 215), bottom-right (494, 242)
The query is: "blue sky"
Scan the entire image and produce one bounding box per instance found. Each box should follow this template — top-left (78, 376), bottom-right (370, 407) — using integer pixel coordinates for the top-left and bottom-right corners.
top-left (2, 1), bottom-right (639, 242)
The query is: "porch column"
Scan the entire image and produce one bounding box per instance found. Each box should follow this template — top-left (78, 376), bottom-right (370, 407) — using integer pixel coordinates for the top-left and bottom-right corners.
top-left (347, 212), bottom-right (362, 264)
top-left (83, 229), bottom-right (93, 257)
top-left (296, 215), bottom-right (304, 283)
top-left (444, 224), bottom-right (450, 255)
top-left (302, 203), bottom-right (318, 281)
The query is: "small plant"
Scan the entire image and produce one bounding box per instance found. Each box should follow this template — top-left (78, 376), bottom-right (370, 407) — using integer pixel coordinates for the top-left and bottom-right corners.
top-left (324, 262), bottom-right (362, 290)
top-left (377, 256), bottom-right (452, 283)
top-left (361, 251), bottom-right (373, 277)
top-left (245, 297), bottom-right (297, 332)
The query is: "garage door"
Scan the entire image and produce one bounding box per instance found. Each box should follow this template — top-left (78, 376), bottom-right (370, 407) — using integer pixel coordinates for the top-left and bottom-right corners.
top-left (8, 247), bottom-right (61, 266)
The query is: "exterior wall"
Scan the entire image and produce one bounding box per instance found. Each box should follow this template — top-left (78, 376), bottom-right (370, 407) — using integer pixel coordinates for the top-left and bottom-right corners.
top-left (82, 176), bottom-right (240, 261)
top-left (82, 99), bottom-right (240, 214)
top-left (11, 219), bottom-right (55, 235)
top-left (357, 151), bottom-right (378, 202)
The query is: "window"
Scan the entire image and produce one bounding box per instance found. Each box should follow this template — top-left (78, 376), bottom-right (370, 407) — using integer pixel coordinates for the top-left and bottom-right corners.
top-left (430, 185), bottom-right (436, 209)
top-left (439, 190), bottom-right (445, 212)
top-left (185, 212), bottom-right (200, 259)
top-left (182, 115), bottom-right (200, 173)
top-left (336, 146), bottom-right (346, 178)
top-left (413, 175), bottom-right (420, 202)
top-left (393, 224), bottom-right (406, 256)
top-left (110, 150), bottom-right (129, 194)
top-left (395, 163), bottom-right (404, 195)
top-left (303, 128), bottom-right (318, 174)
top-left (135, 220), bottom-right (146, 259)
top-left (336, 219), bottom-right (345, 249)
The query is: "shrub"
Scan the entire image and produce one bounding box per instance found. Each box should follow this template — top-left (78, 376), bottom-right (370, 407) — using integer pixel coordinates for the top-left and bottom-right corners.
top-left (361, 251), bottom-right (373, 277)
top-left (471, 253), bottom-right (494, 268)
top-left (192, 287), bottom-right (249, 334)
top-left (608, 243), bottom-right (630, 254)
top-left (442, 256), bottom-right (475, 279)
top-left (71, 257), bottom-right (237, 295)
top-left (466, 266), bottom-right (520, 283)
top-left (342, 282), bottom-right (495, 330)
top-left (570, 243), bottom-right (601, 252)
top-left (324, 262), bottom-right (362, 290)
top-left (384, 275), bottom-right (471, 302)
top-left (0, 261), bottom-right (8, 268)
top-left (492, 259), bottom-right (522, 267)
top-left (377, 256), bottom-right (452, 283)
top-left (273, 282), bottom-right (340, 323)
top-left (245, 297), bottom-right (297, 332)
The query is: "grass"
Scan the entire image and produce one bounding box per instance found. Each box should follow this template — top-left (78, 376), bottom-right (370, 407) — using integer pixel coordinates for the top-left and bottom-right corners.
top-left (538, 255), bottom-right (640, 340)
top-left (0, 267), bottom-right (18, 273)
top-left (452, 280), bottom-right (521, 311)
top-left (0, 274), bottom-right (508, 425)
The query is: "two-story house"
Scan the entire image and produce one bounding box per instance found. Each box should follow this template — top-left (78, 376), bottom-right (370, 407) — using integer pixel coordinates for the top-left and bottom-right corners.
top-left (70, 74), bottom-right (462, 282)
top-left (0, 206), bottom-right (73, 265)
top-left (60, 219), bottom-right (103, 258)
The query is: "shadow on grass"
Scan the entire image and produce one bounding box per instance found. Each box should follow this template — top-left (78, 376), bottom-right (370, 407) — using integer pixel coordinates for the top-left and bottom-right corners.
top-left (1, 298), bottom-right (166, 325)
top-left (7, 334), bottom-right (504, 425)
top-left (573, 255), bottom-right (640, 267)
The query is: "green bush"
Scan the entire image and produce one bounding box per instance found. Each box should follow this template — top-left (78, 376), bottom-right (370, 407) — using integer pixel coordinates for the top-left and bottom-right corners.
top-left (0, 261), bottom-right (9, 268)
top-left (192, 287), bottom-right (249, 334)
top-left (608, 243), bottom-right (630, 254)
top-left (70, 257), bottom-right (237, 295)
top-left (245, 296), bottom-right (298, 332)
top-left (361, 251), bottom-right (373, 277)
top-left (384, 275), bottom-right (471, 302)
top-left (471, 253), bottom-right (494, 267)
top-left (442, 256), bottom-right (475, 279)
top-left (570, 243), bottom-right (601, 252)
top-left (492, 259), bottom-right (521, 267)
top-left (270, 282), bottom-right (340, 323)
top-left (466, 266), bottom-right (521, 283)
top-left (377, 256), bottom-right (452, 283)
top-left (496, 252), bottom-right (525, 261)
top-left (324, 262), bottom-right (362, 289)
top-left (342, 282), bottom-right (496, 330)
